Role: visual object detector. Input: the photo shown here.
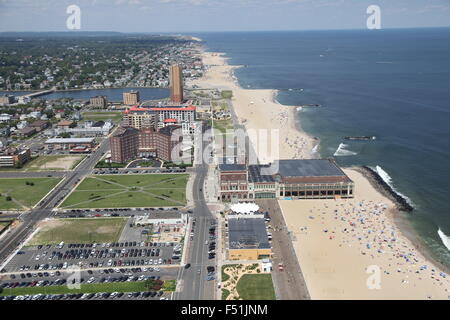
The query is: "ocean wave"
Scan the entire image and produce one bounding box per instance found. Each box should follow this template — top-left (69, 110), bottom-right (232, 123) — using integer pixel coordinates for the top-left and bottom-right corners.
top-left (333, 143), bottom-right (357, 156)
top-left (374, 165), bottom-right (414, 206)
top-left (438, 228), bottom-right (450, 251)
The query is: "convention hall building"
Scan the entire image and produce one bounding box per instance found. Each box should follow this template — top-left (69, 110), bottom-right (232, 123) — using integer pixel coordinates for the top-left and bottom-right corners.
top-left (219, 159), bottom-right (354, 202)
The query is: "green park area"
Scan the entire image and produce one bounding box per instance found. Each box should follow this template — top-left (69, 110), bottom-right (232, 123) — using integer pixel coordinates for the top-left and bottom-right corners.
top-left (0, 220), bottom-right (12, 233)
top-left (209, 118), bottom-right (234, 134)
top-left (0, 177), bottom-right (61, 210)
top-left (82, 111), bottom-right (123, 123)
top-left (27, 218), bottom-right (127, 245)
top-left (236, 274), bottom-right (276, 300)
top-left (60, 174), bottom-right (188, 209)
top-left (0, 279), bottom-right (176, 296)
top-left (221, 90), bottom-right (233, 99)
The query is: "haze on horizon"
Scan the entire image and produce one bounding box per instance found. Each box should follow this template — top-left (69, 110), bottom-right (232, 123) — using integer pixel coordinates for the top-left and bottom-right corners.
top-left (1, 0), bottom-right (450, 33)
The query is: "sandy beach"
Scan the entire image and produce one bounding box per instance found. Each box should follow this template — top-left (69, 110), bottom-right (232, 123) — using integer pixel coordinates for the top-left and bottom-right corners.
top-left (191, 49), bottom-right (450, 300)
top-left (189, 51), bottom-right (317, 162)
top-left (280, 169), bottom-right (450, 299)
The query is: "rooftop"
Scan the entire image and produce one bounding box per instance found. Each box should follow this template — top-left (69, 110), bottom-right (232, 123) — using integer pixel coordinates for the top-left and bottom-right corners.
top-left (219, 163), bottom-right (247, 172)
top-left (123, 105), bottom-right (196, 114)
top-left (228, 217), bottom-right (270, 250)
top-left (276, 159), bottom-right (347, 177)
top-left (113, 127), bottom-right (138, 137)
top-left (46, 138), bottom-right (95, 144)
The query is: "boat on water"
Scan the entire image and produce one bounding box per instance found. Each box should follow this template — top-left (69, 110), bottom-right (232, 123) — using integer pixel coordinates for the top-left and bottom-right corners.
top-left (344, 136), bottom-right (377, 141)
top-left (299, 104), bottom-right (321, 108)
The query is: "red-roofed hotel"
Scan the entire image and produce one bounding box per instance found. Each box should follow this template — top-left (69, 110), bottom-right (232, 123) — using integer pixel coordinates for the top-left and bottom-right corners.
top-left (123, 105), bottom-right (196, 135)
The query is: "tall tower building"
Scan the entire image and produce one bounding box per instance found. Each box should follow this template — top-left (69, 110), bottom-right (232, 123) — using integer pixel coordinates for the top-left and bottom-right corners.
top-left (169, 64), bottom-right (184, 103)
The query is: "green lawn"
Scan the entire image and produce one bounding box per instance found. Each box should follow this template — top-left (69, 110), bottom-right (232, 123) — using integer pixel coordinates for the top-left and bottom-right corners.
top-left (0, 177), bottom-right (61, 210)
top-left (82, 112), bottom-right (123, 123)
top-left (0, 220), bottom-right (12, 233)
top-left (27, 218), bottom-right (127, 245)
top-left (60, 174), bottom-right (188, 209)
top-left (236, 274), bottom-right (276, 300)
top-left (211, 119), bottom-right (234, 134)
top-left (0, 279), bottom-right (176, 296)
top-left (221, 265), bottom-right (233, 282)
top-left (222, 288), bottom-right (231, 300)
top-left (221, 90), bottom-right (233, 99)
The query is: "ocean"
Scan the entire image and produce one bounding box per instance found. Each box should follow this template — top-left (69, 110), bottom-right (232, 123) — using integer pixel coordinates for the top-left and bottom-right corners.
top-left (193, 28), bottom-right (450, 268)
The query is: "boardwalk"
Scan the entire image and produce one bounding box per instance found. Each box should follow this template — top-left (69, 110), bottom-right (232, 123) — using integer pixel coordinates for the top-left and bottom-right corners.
top-left (257, 199), bottom-right (310, 300)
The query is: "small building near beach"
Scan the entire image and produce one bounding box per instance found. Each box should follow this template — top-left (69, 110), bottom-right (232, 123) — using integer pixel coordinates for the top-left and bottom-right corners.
top-left (227, 215), bottom-right (271, 261)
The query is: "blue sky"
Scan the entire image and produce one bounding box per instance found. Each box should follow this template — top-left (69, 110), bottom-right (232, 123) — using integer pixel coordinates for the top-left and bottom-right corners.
top-left (1, 0), bottom-right (450, 32)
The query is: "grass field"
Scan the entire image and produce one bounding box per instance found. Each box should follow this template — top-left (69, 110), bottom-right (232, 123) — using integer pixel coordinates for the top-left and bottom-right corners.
top-left (60, 174), bottom-right (188, 209)
top-left (236, 274), bottom-right (276, 300)
top-left (27, 218), bottom-right (127, 245)
top-left (0, 279), bottom-right (176, 296)
top-left (222, 288), bottom-right (231, 300)
top-left (0, 220), bottom-right (12, 233)
top-left (82, 111), bottom-right (123, 123)
top-left (211, 119), bottom-right (234, 134)
top-left (0, 177), bottom-right (61, 210)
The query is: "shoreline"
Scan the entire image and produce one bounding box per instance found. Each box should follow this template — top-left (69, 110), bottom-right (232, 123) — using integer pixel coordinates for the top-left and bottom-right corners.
top-left (357, 166), bottom-right (450, 277)
top-left (193, 49), bottom-right (450, 299)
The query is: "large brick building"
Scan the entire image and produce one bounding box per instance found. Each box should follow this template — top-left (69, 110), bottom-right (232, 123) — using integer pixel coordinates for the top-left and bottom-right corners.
top-left (110, 127), bottom-right (139, 163)
top-left (110, 125), bottom-right (182, 163)
top-left (169, 64), bottom-right (184, 103)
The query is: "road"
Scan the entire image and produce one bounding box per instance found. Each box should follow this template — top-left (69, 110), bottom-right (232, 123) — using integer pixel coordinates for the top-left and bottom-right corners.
top-left (174, 123), bottom-right (217, 300)
top-left (0, 140), bottom-right (110, 266)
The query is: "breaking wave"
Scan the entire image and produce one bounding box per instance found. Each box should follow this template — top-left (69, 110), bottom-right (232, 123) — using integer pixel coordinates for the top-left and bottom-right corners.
top-left (438, 228), bottom-right (450, 251)
top-left (375, 165), bottom-right (414, 206)
top-left (333, 143), bottom-right (357, 156)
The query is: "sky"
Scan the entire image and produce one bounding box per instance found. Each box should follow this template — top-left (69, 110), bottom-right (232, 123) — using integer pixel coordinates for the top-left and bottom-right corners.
top-left (1, 0), bottom-right (450, 33)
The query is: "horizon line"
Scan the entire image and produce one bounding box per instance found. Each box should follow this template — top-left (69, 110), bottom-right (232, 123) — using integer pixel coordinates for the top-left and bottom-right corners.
top-left (1, 25), bottom-right (450, 35)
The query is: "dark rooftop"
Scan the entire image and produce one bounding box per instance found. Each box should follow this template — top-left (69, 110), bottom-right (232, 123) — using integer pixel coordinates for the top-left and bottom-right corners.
top-left (158, 125), bottom-right (182, 136)
top-left (248, 164), bottom-right (275, 183)
top-left (249, 159), bottom-right (349, 182)
top-left (219, 163), bottom-right (247, 172)
top-left (228, 217), bottom-right (270, 250)
top-left (113, 127), bottom-right (138, 137)
top-left (276, 159), bottom-right (346, 177)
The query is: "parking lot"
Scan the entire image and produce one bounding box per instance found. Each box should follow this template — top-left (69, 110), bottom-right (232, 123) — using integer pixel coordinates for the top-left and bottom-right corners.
top-left (58, 207), bottom-right (190, 218)
top-left (0, 290), bottom-right (172, 301)
top-left (0, 240), bottom-right (180, 300)
top-left (92, 168), bottom-right (186, 175)
top-left (2, 240), bottom-right (183, 274)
